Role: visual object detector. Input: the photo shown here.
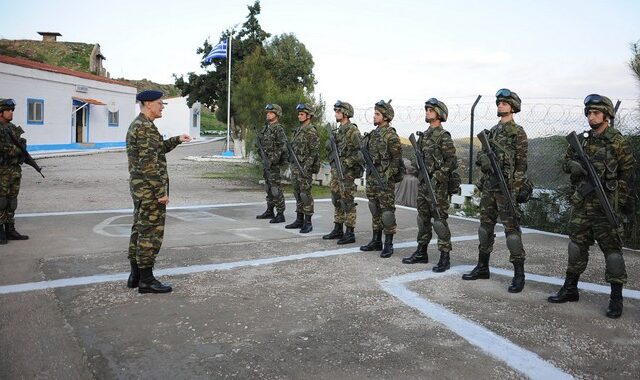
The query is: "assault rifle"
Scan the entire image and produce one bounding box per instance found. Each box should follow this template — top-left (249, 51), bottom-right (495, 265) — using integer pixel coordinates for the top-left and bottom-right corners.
top-left (280, 129), bottom-right (306, 177)
top-left (255, 129), bottom-right (273, 196)
top-left (325, 125), bottom-right (347, 204)
top-left (3, 127), bottom-right (44, 178)
top-left (566, 131), bottom-right (619, 229)
top-left (477, 130), bottom-right (518, 228)
top-left (359, 133), bottom-right (387, 189)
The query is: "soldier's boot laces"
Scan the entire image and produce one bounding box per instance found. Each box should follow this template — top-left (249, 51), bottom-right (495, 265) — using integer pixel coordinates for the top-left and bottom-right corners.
top-left (547, 273), bottom-right (580, 303)
top-left (508, 260), bottom-right (525, 293)
top-left (285, 212), bottom-right (304, 229)
top-left (322, 223), bottom-right (343, 240)
top-left (127, 260), bottom-right (140, 289)
top-left (462, 253), bottom-right (491, 280)
top-left (5, 223), bottom-right (28, 240)
top-left (256, 207), bottom-right (275, 219)
top-left (380, 234), bottom-right (394, 258)
top-left (269, 212), bottom-right (285, 224)
top-left (432, 251), bottom-right (451, 272)
top-left (337, 226), bottom-right (355, 245)
top-left (606, 283), bottom-right (623, 319)
top-left (138, 268), bottom-right (172, 294)
top-left (0, 224), bottom-right (7, 245)
top-left (299, 215), bottom-right (313, 234)
top-left (360, 230), bottom-right (382, 251)
top-left (402, 244), bottom-right (428, 264)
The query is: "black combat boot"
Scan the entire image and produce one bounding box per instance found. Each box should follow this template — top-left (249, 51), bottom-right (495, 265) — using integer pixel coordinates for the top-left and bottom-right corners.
top-left (269, 212), bottom-right (285, 224)
top-left (285, 212), bottom-right (304, 229)
top-left (360, 230), bottom-right (382, 251)
top-left (127, 260), bottom-right (140, 289)
top-left (5, 223), bottom-right (29, 240)
top-left (323, 223), bottom-right (343, 240)
top-left (462, 253), bottom-right (491, 280)
top-left (547, 273), bottom-right (580, 303)
top-left (432, 251), bottom-right (451, 272)
top-left (606, 283), bottom-right (623, 319)
top-left (300, 215), bottom-right (313, 233)
top-left (138, 268), bottom-right (172, 294)
top-left (337, 226), bottom-right (355, 245)
top-left (508, 260), bottom-right (525, 293)
top-left (402, 243), bottom-right (428, 264)
top-left (256, 207), bottom-right (275, 219)
top-left (380, 234), bottom-right (394, 258)
top-left (0, 224), bottom-right (6, 245)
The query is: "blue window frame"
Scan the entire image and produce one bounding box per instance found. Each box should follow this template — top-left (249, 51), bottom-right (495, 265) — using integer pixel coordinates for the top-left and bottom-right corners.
top-left (27, 98), bottom-right (44, 125)
top-left (108, 110), bottom-right (119, 126)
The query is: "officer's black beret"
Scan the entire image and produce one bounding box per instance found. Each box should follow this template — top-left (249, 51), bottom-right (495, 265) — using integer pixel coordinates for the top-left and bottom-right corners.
top-left (136, 90), bottom-right (164, 102)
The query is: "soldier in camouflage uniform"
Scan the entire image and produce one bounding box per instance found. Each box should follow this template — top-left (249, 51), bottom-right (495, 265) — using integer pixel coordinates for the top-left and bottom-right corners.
top-left (255, 103), bottom-right (288, 224)
top-left (322, 101), bottom-right (363, 245)
top-left (126, 90), bottom-right (191, 293)
top-left (284, 103), bottom-right (320, 233)
top-left (548, 94), bottom-right (635, 319)
top-left (0, 98), bottom-right (30, 244)
top-left (402, 98), bottom-right (458, 272)
top-left (462, 89), bottom-right (529, 293)
top-left (360, 100), bottom-right (404, 258)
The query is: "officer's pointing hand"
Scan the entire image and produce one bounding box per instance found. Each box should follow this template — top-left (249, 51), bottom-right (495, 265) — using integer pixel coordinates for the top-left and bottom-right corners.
top-left (158, 195), bottom-right (169, 205)
top-left (179, 134), bottom-right (192, 143)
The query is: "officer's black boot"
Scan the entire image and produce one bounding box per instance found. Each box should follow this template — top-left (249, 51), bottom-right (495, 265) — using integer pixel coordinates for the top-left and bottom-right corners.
top-left (256, 207), bottom-right (275, 219)
top-left (138, 267), bottom-right (172, 294)
top-left (285, 212), bottom-right (304, 229)
top-left (508, 260), bottom-right (525, 293)
top-left (402, 243), bottom-right (428, 264)
top-left (127, 260), bottom-right (140, 289)
top-left (380, 234), bottom-right (394, 258)
top-left (462, 253), bottom-right (491, 280)
top-left (337, 226), bottom-right (355, 245)
top-left (269, 212), bottom-right (285, 224)
top-left (360, 230), bottom-right (382, 251)
top-left (0, 224), bottom-right (7, 245)
top-left (606, 283), bottom-right (623, 319)
top-left (432, 251), bottom-right (451, 272)
top-left (547, 273), bottom-right (580, 303)
top-left (5, 223), bottom-right (29, 240)
top-left (323, 223), bottom-right (344, 240)
top-left (299, 214), bottom-right (313, 233)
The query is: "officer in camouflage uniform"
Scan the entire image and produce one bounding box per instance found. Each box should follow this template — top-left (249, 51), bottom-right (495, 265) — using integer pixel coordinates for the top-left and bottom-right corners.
top-left (548, 94), bottom-right (635, 319)
top-left (256, 103), bottom-right (288, 224)
top-left (463, 89), bottom-right (529, 293)
top-left (0, 98), bottom-right (30, 244)
top-left (360, 100), bottom-right (404, 258)
top-left (402, 98), bottom-right (458, 272)
top-left (322, 101), bottom-right (363, 245)
top-left (127, 90), bottom-right (191, 293)
top-left (284, 103), bottom-right (320, 233)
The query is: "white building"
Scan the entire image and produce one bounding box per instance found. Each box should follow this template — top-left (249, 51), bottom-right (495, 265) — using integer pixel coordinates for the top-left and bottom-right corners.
top-left (154, 96), bottom-right (201, 140)
top-left (0, 54), bottom-right (137, 152)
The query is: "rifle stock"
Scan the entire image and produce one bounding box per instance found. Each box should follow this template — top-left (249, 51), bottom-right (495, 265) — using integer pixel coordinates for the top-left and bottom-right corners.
top-left (358, 133), bottom-right (387, 189)
top-left (280, 129), bottom-right (306, 177)
top-left (325, 125), bottom-right (346, 195)
top-left (409, 133), bottom-right (441, 220)
top-left (3, 128), bottom-right (44, 178)
top-left (255, 128), bottom-right (273, 195)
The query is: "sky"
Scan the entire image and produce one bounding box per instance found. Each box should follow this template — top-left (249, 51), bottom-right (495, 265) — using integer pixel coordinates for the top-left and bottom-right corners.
top-left (2, 0), bottom-right (640, 133)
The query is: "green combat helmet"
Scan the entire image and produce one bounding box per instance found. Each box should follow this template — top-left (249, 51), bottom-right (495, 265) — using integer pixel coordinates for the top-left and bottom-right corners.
top-left (296, 102), bottom-right (314, 117)
top-left (0, 98), bottom-right (16, 112)
top-left (424, 98), bottom-right (449, 122)
top-left (375, 99), bottom-right (394, 121)
top-left (333, 100), bottom-right (354, 118)
top-left (495, 88), bottom-right (521, 113)
top-left (583, 94), bottom-right (615, 118)
top-left (265, 103), bottom-right (283, 118)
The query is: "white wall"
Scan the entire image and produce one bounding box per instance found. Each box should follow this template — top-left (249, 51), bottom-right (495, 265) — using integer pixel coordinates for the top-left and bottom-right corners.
top-left (154, 97), bottom-right (201, 140)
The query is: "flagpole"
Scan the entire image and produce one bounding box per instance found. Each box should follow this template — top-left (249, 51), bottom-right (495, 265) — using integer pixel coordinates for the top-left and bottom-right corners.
top-left (223, 35), bottom-right (233, 156)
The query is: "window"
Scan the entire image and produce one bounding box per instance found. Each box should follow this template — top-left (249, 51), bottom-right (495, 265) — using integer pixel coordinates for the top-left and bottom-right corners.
top-left (27, 98), bottom-right (44, 125)
top-left (192, 111), bottom-right (199, 128)
top-left (108, 110), bottom-right (119, 126)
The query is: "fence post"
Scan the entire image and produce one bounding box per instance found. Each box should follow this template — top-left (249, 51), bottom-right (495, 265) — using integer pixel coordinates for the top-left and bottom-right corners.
top-left (468, 95), bottom-right (482, 184)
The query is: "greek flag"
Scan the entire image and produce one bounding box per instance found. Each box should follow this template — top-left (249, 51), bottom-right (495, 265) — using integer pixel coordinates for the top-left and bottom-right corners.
top-left (202, 40), bottom-right (227, 63)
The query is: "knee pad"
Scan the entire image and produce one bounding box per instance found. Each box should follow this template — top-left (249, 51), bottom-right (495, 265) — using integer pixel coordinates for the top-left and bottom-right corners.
top-left (8, 197), bottom-right (17, 211)
top-left (382, 210), bottom-right (396, 228)
top-left (606, 252), bottom-right (625, 277)
top-left (568, 241), bottom-right (584, 263)
top-left (300, 191), bottom-right (312, 207)
top-left (478, 224), bottom-right (494, 246)
top-left (368, 201), bottom-right (379, 216)
top-left (433, 220), bottom-right (450, 241)
top-left (331, 192), bottom-right (338, 207)
top-left (0, 197), bottom-right (7, 210)
top-left (505, 232), bottom-right (524, 256)
top-left (270, 186), bottom-right (280, 198)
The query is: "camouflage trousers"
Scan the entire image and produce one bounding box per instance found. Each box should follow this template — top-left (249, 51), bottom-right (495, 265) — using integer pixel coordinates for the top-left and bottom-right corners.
top-left (329, 170), bottom-right (357, 227)
top-left (264, 166), bottom-right (285, 213)
top-left (366, 180), bottom-right (396, 235)
top-left (128, 197), bottom-right (166, 269)
top-left (416, 183), bottom-right (451, 252)
top-left (292, 172), bottom-right (314, 215)
top-left (0, 166), bottom-right (21, 224)
top-left (479, 189), bottom-right (525, 263)
top-left (567, 194), bottom-right (626, 284)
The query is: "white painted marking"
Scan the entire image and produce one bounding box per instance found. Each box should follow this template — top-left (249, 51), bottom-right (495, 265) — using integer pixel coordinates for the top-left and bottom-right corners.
top-left (229, 227), bottom-right (262, 241)
top-left (169, 211), bottom-right (237, 223)
top-left (93, 215), bottom-right (131, 237)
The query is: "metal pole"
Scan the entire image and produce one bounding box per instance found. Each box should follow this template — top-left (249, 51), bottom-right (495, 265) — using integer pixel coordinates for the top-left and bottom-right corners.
top-left (226, 36), bottom-right (232, 154)
top-left (611, 100), bottom-right (621, 129)
top-left (468, 95), bottom-right (482, 184)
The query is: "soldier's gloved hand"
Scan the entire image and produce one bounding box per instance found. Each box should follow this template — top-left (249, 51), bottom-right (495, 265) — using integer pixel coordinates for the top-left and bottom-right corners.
top-left (433, 170), bottom-right (447, 183)
top-left (568, 160), bottom-right (586, 177)
top-left (478, 154), bottom-right (492, 172)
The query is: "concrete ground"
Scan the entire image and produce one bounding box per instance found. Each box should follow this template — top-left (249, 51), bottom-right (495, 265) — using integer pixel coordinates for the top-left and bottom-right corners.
top-left (1, 140), bottom-right (639, 379)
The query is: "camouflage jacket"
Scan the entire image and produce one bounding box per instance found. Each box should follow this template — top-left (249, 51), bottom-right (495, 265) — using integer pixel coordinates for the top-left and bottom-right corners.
top-left (418, 125), bottom-right (458, 182)
top-left (126, 113), bottom-right (182, 200)
top-left (258, 122), bottom-right (288, 167)
top-left (477, 120), bottom-right (528, 190)
top-left (291, 124), bottom-right (320, 175)
top-left (366, 123), bottom-right (403, 181)
top-left (335, 121), bottom-right (363, 172)
top-left (0, 121), bottom-right (26, 167)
